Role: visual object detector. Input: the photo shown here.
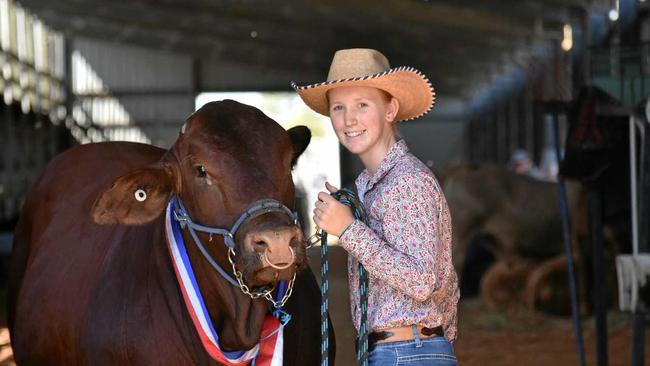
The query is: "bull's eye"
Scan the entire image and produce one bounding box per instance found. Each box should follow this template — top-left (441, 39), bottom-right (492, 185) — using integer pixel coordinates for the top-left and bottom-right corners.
top-left (196, 165), bottom-right (207, 178)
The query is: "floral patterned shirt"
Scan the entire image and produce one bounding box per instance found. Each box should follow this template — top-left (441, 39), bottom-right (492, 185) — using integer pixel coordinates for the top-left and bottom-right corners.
top-left (339, 140), bottom-right (459, 342)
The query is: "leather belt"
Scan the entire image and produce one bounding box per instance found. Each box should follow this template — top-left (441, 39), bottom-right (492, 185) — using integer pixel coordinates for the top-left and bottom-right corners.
top-left (368, 325), bottom-right (444, 351)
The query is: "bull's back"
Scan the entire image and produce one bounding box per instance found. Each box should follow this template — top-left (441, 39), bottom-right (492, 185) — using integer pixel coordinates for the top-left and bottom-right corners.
top-left (8, 142), bottom-right (165, 363)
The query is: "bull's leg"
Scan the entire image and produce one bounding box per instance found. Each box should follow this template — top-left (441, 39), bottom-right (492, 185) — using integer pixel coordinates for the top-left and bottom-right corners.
top-left (522, 254), bottom-right (576, 315)
top-left (459, 234), bottom-right (498, 298)
top-left (451, 226), bottom-right (481, 281)
top-left (480, 259), bottom-right (533, 312)
top-left (480, 218), bottom-right (522, 267)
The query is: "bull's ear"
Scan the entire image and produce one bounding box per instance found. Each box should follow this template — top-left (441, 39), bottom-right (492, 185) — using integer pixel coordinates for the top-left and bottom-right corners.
top-left (92, 164), bottom-right (174, 225)
top-left (287, 125), bottom-right (311, 167)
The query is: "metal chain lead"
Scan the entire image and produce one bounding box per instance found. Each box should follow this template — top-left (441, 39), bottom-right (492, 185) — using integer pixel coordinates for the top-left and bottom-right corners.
top-left (319, 188), bottom-right (369, 366)
top-left (228, 248), bottom-right (296, 308)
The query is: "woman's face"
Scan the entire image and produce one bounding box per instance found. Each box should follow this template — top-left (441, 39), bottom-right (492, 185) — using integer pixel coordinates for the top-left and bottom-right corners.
top-left (328, 86), bottom-right (398, 159)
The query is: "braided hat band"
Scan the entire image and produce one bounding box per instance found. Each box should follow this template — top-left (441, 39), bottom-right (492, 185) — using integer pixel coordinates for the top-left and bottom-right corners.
top-left (291, 49), bottom-right (435, 122)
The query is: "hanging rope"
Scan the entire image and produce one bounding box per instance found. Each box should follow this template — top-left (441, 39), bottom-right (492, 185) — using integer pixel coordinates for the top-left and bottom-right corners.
top-left (316, 188), bottom-right (369, 366)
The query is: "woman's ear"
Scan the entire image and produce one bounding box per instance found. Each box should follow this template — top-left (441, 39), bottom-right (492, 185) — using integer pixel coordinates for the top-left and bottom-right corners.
top-left (387, 97), bottom-right (400, 122)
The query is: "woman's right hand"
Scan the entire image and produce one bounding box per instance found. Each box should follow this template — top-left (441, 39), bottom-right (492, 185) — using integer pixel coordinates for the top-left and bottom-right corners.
top-left (313, 182), bottom-right (355, 237)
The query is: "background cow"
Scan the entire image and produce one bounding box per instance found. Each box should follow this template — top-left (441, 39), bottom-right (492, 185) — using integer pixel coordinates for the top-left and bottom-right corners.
top-left (442, 164), bottom-right (587, 314)
top-left (8, 100), bottom-right (332, 365)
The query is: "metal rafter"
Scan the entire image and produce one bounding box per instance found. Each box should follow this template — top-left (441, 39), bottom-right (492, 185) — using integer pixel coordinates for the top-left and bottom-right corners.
top-left (17, 0), bottom-right (581, 97)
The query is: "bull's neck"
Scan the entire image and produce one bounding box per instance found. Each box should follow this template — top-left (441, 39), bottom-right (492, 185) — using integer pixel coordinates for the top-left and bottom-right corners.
top-left (178, 230), bottom-right (269, 351)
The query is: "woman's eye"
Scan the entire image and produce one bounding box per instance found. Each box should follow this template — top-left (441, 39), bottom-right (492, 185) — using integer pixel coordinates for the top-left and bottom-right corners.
top-left (331, 105), bottom-right (343, 112)
top-left (359, 102), bottom-right (368, 108)
top-left (196, 165), bottom-right (207, 177)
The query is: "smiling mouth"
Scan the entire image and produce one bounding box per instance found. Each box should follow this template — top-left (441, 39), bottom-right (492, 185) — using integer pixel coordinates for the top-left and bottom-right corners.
top-left (345, 130), bottom-right (366, 137)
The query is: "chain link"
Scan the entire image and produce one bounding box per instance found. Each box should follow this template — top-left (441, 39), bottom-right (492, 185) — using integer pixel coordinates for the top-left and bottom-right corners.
top-left (227, 247), bottom-right (296, 308)
top-left (306, 226), bottom-right (323, 249)
top-left (267, 272), bottom-right (296, 308)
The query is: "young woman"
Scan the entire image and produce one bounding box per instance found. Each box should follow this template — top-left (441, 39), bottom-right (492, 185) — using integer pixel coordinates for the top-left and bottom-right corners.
top-left (292, 48), bottom-right (459, 365)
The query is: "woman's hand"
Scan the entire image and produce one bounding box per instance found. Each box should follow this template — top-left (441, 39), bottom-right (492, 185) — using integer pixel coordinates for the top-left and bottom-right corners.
top-left (313, 182), bottom-right (355, 237)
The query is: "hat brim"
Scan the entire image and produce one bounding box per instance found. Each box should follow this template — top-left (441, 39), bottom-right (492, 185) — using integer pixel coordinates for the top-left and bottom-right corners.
top-left (291, 66), bottom-right (435, 122)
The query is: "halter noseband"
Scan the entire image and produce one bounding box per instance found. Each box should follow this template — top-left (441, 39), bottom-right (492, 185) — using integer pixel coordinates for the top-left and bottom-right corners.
top-left (171, 195), bottom-right (300, 307)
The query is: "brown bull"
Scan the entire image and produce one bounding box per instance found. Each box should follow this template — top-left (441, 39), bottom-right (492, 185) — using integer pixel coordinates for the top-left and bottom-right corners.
top-left (442, 164), bottom-right (586, 313)
top-left (8, 100), bottom-right (332, 365)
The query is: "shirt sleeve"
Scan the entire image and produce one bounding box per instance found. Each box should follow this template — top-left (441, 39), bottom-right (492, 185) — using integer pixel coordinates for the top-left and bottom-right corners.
top-left (339, 171), bottom-right (443, 302)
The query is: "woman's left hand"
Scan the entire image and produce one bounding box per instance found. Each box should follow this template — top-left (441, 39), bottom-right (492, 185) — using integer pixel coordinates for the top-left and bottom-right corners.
top-left (313, 182), bottom-right (355, 237)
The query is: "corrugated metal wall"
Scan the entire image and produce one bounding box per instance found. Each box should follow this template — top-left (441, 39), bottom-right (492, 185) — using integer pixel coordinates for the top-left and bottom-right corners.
top-left (72, 37), bottom-right (195, 147)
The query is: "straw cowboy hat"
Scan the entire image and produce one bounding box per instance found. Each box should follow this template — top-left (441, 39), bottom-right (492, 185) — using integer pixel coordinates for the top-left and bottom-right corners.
top-left (291, 48), bottom-right (435, 122)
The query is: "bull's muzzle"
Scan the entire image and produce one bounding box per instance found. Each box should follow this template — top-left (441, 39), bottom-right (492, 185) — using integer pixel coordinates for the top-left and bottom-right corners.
top-left (246, 226), bottom-right (303, 270)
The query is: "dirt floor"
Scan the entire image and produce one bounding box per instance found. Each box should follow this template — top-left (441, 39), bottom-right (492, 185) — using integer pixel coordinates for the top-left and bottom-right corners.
top-left (0, 245), bottom-right (647, 365)
top-left (455, 299), bottom-right (647, 366)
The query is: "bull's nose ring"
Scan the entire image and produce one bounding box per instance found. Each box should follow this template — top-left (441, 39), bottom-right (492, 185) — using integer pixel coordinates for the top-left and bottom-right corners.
top-left (263, 247), bottom-right (295, 270)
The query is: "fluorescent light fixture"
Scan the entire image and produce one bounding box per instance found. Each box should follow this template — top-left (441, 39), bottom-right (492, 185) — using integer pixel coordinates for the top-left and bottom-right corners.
top-left (562, 24), bottom-right (573, 51)
top-left (609, 0), bottom-right (620, 21)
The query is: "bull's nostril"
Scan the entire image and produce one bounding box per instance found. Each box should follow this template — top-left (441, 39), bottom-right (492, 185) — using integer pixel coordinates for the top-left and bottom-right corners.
top-left (253, 239), bottom-right (268, 252)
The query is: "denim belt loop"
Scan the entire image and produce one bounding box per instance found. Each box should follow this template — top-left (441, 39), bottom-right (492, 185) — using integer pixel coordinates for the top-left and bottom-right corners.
top-left (411, 325), bottom-right (423, 348)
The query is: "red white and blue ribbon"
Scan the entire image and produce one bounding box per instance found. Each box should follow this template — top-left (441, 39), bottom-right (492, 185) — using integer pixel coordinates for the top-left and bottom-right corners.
top-left (165, 198), bottom-right (286, 365)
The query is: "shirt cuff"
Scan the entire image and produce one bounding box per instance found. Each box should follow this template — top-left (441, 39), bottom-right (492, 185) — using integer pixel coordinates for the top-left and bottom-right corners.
top-left (338, 219), bottom-right (357, 239)
top-left (339, 219), bottom-right (372, 257)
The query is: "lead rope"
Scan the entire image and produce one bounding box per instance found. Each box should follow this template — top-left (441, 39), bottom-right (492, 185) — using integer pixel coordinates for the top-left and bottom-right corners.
top-left (316, 188), bottom-right (369, 366)
top-left (319, 220), bottom-right (330, 366)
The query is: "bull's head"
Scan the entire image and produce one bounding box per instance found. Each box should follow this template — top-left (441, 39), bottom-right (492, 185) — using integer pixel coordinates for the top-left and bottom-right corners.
top-left (91, 100), bottom-right (310, 300)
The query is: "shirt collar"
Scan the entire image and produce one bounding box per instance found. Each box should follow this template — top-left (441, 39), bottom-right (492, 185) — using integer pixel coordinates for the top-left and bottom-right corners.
top-left (356, 139), bottom-right (409, 191)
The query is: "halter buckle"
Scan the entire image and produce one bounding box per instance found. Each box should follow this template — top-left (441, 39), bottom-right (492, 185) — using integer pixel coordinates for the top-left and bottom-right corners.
top-left (173, 210), bottom-right (189, 229)
top-left (223, 232), bottom-right (235, 248)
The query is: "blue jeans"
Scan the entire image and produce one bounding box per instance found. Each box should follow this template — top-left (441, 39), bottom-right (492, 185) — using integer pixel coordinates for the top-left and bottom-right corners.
top-left (368, 337), bottom-right (457, 366)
